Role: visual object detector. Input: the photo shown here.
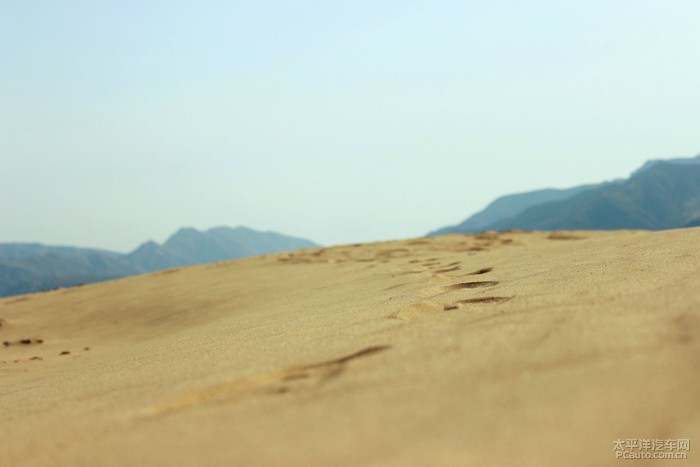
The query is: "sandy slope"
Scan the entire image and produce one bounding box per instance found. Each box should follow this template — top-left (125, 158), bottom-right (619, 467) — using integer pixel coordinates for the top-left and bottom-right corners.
top-left (1, 229), bottom-right (699, 466)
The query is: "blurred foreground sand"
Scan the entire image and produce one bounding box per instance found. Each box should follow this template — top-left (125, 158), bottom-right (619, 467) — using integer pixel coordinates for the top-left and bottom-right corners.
top-left (2, 229), bottom-right (699, 466)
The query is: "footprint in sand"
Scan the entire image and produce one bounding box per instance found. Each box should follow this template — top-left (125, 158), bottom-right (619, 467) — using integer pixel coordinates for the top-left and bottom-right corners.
top-left (144, 345), bottom-right (392, 417)
top-left (442, 297), bottom-right (513, 311)
top-left (392, 267), bottom-right (513, 320)
top-left (430, 264), bottom-right (494, 280)
top-left (3, 338), bottom-right (44, 347)
top-left (547, 232), bottom-right (587, 241)
top-left (393, 294), bottom-right (513, 319)
top-left (394, 258), bottom-right (462, 278)
top-left (3, 297), bottom-right (30, 305)
top-left (467, 267), bottom-right (493, 275)
top-left (443, 281), bottom-right (499, 291)
top-left (417, 265), bottom-right (499, 296)
top-left (434, 265), bottom-right (461, 274)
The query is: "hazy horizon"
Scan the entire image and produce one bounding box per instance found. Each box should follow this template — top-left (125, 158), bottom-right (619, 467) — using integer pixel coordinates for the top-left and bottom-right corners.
top-left (3, 1), bottom-right (699, 252)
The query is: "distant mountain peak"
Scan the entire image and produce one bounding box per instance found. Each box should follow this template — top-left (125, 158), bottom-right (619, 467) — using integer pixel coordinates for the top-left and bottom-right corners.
top-left (430, 153), bottom-right (700, 236)
top-left (630, 153), bottom-right (700, 177)
top-left (169, 226), bottom-right (200, 237)
top-left (0, 226), bottom-right (319, 297)
top-left (131, 240), bottom-right (160, 253)
top-left (208, 225), bottom-right (250, 234)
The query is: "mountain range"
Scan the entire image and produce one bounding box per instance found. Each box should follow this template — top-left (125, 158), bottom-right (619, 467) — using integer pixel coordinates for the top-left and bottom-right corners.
top-left (430, 154), bottom-right (700, 235)
top-left (5, 154), bottom-right (700, 298)
top-left (0, 226), bottom-right (318, 297)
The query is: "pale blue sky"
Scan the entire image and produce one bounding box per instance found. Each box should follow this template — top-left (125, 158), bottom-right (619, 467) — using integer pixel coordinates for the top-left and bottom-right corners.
top-left (2, 1), bottom-right (699, 251)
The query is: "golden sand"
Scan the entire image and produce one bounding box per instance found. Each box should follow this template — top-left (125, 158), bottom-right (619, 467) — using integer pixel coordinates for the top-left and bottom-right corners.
top-left (1, 229), bottom-right (699, 466)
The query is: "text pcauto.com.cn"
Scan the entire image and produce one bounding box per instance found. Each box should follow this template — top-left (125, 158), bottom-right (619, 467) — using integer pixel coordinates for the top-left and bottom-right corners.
top-left (613, 439), bottom-right (689, 460)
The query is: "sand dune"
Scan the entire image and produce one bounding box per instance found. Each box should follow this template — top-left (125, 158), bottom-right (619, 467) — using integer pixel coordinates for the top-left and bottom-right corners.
top-left (1, 229), bottom-right (699, 466)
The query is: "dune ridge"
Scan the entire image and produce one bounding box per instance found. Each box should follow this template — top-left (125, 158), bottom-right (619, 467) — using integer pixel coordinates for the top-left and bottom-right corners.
top-left (1, 229), bottom-right (699, 466)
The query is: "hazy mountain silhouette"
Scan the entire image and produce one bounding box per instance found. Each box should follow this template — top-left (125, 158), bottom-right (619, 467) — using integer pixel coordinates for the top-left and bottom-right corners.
top-left (127, 226), bottom-right (319, 271)
top-left (0, 226), bottom-right (318, 297)
top-left (630, 154), bottom-right (700, 177)
top-left (430, 155), bottom-right (700, 235)
top-left (685, 217), bottom-right (700, 228)
top-left (487, 163), bottom-right (700, 231)
top-left (428, 183), bottom-right (613, 236)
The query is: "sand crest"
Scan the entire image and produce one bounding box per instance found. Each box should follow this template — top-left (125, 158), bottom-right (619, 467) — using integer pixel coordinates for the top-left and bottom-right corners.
top-left (1, 229), bottom-right (699, 466)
